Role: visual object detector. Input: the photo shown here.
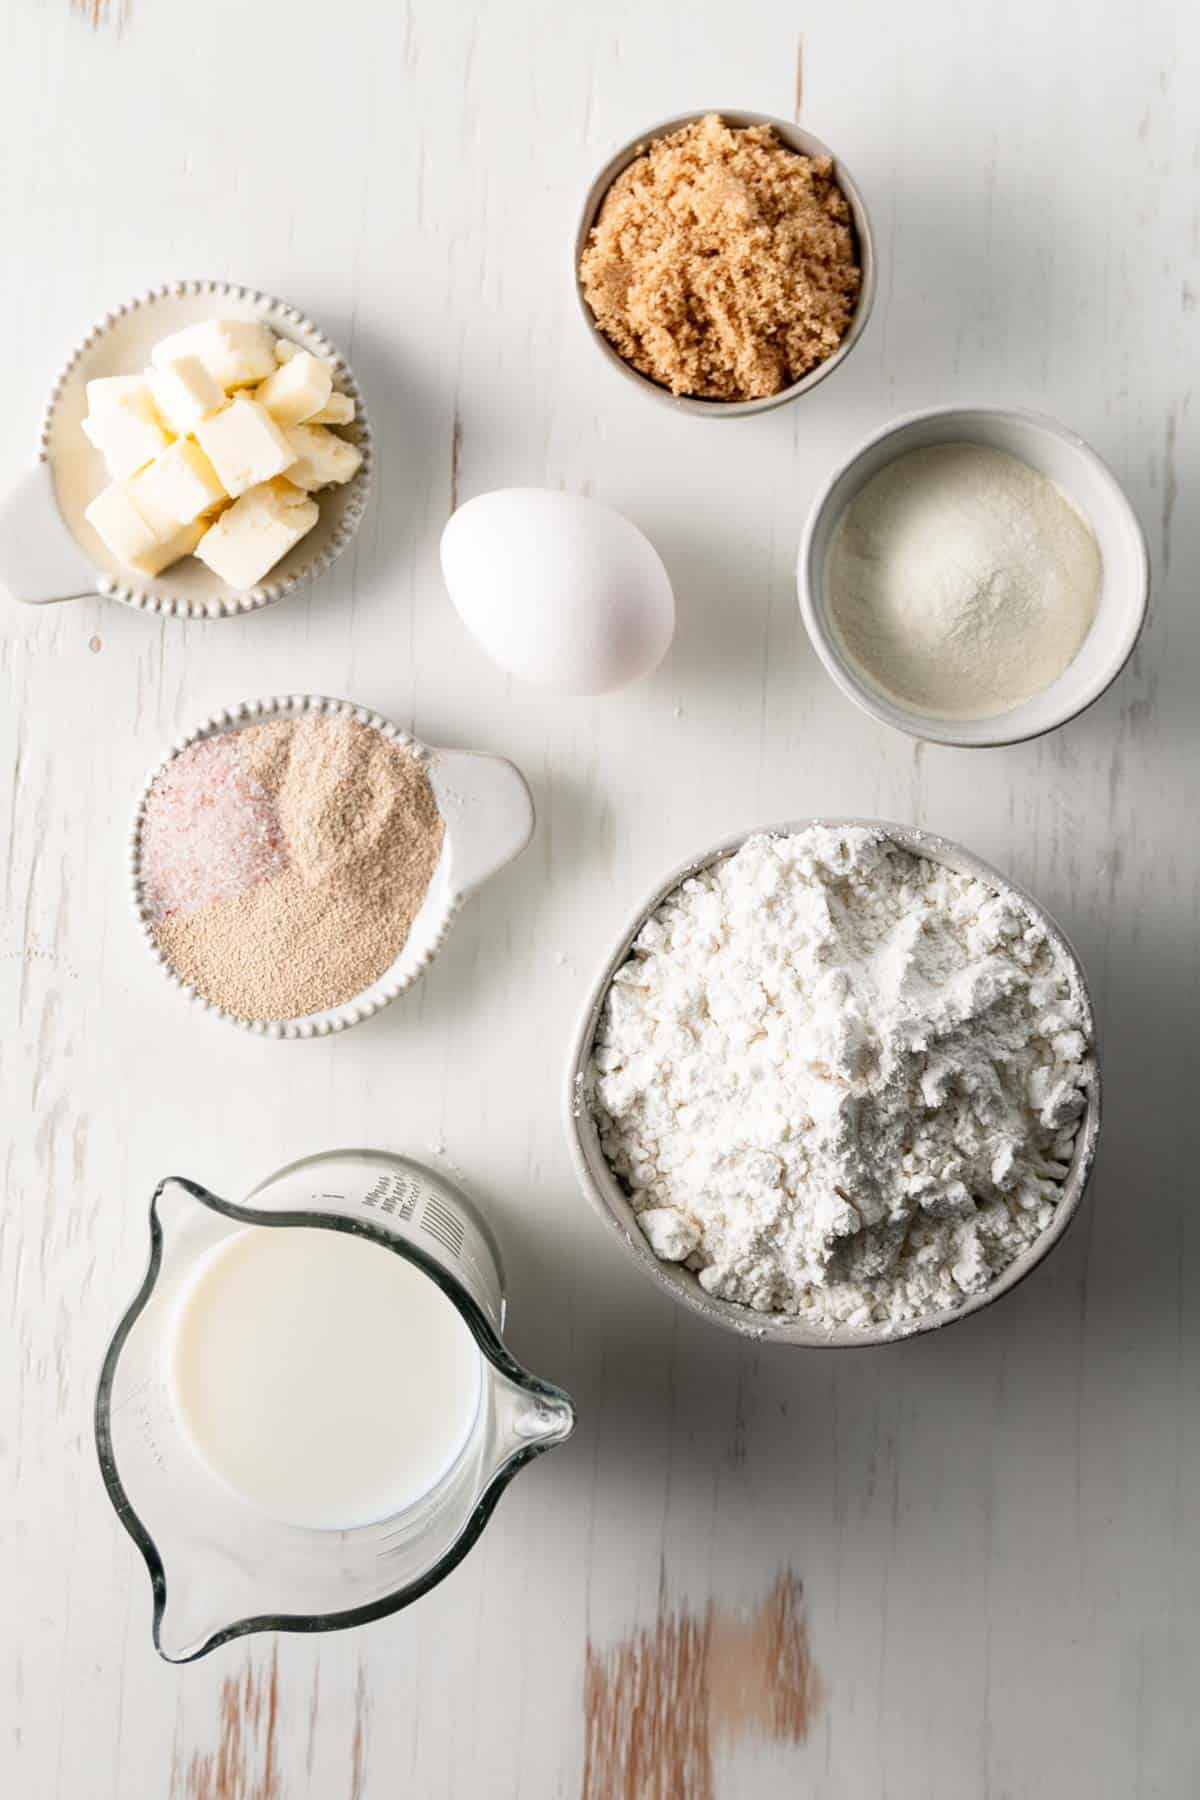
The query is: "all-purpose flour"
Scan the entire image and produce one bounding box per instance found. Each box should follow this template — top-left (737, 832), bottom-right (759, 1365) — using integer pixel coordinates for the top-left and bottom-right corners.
top-left (590, 827), bottom-right (1093, 1329)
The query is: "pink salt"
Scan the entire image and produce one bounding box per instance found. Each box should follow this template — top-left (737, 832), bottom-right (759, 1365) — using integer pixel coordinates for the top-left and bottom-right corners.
top-left (139, 734), bottom-right (287, 926)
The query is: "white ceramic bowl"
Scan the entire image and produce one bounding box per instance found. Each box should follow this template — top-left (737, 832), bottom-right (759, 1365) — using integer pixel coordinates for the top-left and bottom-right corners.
top-left (565, 818), bottom-right (1102, 1347)
top-left (131, 695), bottom-right (534, 1037)
top-left (797, 406), bottom-right (1150, 747)
top-left (0, 280), bottom-right (372, 619)
top-left (574, 110), bottom-right (876, 418)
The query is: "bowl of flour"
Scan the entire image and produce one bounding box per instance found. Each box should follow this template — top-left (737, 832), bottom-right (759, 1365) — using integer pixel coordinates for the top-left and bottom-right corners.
top-left (798, 407), bottom-right (1149, 747)
top-left (565, 822), bottom-right (1100, 1345)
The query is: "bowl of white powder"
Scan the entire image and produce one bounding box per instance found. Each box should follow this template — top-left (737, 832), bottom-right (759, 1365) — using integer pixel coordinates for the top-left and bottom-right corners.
top-left (797, 407), bottom-right (1149, 747)
top-left (565, 822), bottom-right (1101, 1345)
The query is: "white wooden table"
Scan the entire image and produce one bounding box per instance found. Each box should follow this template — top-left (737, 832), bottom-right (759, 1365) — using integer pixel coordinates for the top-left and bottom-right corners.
top-left (3, 1), bottom-right (1197, 1794)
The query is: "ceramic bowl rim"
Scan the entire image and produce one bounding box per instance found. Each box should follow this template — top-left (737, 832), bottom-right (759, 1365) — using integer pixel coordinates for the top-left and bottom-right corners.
top-left (564, 817), bottom-right (1102, 1348)
top-left (573, 109), bottom-right (877, 418)
top-left (796, 404), bottom-right (1151, 747)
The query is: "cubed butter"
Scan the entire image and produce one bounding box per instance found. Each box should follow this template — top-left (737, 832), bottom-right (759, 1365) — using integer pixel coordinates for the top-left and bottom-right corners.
top-left (253, 351), bottom-right (333, 426)
top-left (84, 483), bottom-right (204, 576)
top-left (128, 517), bottom-right (207, 576)
top-left (85, 374), bottom-right (151, 413)
top-left (84, 484), bottom-right (160, 566)
top-left (151, 319), bottom-right (278, 390)
top-left (194, 478), bottom-right (319, 589)
top-left (120, 474), bottom-right (178, 542)
top-left (130, 440), bottom-right (227, 526)
top-left (268, 342), bottom-right (353, 420)
top-left (194, 397), bottom-right (296, 497)
top-left (309, 391), bottom-right (355, 426)
top-left (81, 388), bottom-right (172, 481)
top-left (282, 422), bottom-right (363, 491)
top-left (146, 355), bottom-right (226, 435)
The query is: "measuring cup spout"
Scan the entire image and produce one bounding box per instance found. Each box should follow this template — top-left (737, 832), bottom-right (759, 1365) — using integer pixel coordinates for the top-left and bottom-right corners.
top-left (487, 1366), bottom-right (576, 1471)
top-left (514, 1392), bottom-right (576, 1449)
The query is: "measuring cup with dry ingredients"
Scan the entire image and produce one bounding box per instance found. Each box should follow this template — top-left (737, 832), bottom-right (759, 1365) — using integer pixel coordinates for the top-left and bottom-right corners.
top-left (95, 1149), bottom-right (576, 1662)
top-left (0, 280), bottom-right (371, 618)
top-left (131, 696), bottom-right (534, 1036)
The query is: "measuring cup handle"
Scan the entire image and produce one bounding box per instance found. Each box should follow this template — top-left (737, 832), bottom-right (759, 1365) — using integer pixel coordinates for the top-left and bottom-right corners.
top-left (0, 462), bottom-right (98, 605)
top-left (429, 749), bottom-right (535, 898)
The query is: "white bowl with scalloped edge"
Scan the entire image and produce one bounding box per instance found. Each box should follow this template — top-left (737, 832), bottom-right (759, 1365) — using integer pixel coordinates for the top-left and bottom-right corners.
top-left (131, 695), bottom-right (533, 1038)
top-left (0, 280), bottom-right (372, 620)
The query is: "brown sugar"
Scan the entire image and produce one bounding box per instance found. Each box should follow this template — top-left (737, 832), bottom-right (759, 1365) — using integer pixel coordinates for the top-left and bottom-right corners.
top-left (579, 113), bottom-right (861, 402)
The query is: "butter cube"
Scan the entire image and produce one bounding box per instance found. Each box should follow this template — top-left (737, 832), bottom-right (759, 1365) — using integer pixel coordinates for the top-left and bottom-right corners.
top-left (130, 440), bottom-right (227, 526)
top-left (84, 484), bottom-right (160, 566)
top-left (151, 319), bottom-right (278, 390)
top-left (119, 473), bottom-right (178, 543)
top-left (84, 483), bottom-right (204, 576)
top-left (253, 351), bottom-right (333, 426)
top-left (81, 388), bottom-right (172, 480)
top-left (194, 478), bottom-right (318, 589)
top-left (282, 422), bottom-right (363, 491)
top-left (309, 391), bottom-right (355, 426)
top-left (85, 374), bottom-right (150, 413)
top-left (271, 341), bottom-right (353, 421)
top-left (146, 355), bottom-right (226, 435)
top-left (130, 517), bottom-right (207, 576)
top-left (194, 397), bottom-right (296, 497)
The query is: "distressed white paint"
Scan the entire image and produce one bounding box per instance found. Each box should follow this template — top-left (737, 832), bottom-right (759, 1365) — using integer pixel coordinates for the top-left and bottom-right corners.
top-left (1, 0), bottom-right (1197, 1794)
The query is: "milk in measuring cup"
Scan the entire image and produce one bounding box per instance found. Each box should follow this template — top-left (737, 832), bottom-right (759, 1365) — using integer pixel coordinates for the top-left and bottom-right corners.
top-left (169, 1226), bottom-right (482, 1530)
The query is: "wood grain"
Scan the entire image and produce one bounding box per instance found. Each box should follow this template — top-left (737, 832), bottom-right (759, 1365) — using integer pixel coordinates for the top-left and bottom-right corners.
top-left (171, 1651), bottom-right (280, 1800)
top-left (71, 0), bottom-right (128, 31)
top-left (583, 1573), bottom-right (820, 1799)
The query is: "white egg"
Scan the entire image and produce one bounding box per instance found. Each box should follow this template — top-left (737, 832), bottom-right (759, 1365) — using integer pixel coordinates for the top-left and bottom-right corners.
top-left (440, 488), bottom-right (675, 695)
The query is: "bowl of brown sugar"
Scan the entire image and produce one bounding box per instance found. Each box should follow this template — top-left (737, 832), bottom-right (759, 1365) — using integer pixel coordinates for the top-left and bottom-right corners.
top-left (576, 110), bottom-right (875, 416)
top-left (131, 695), bottom-right (534, 1037)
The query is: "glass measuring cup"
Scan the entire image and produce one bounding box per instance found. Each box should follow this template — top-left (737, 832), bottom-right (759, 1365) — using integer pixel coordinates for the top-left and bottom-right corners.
top-left (94, 1150), bottom-right (576, 1663)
